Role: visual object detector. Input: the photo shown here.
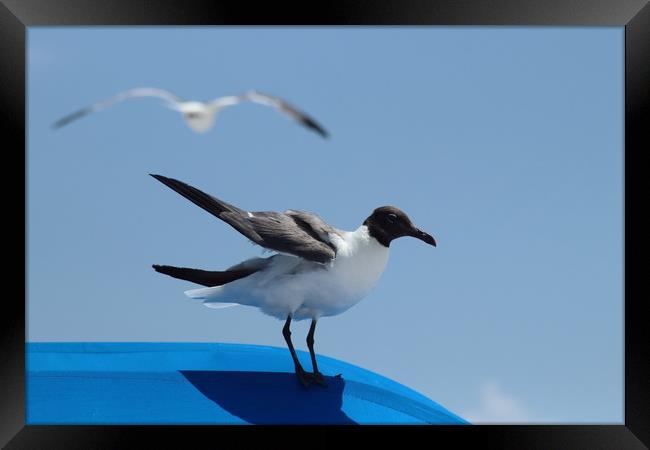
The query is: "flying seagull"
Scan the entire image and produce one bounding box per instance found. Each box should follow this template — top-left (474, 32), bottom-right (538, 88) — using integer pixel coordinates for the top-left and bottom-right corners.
top-left (150, 174), bottom-right (436, 387)
top-left (52, 87), bottom-right (329, 138)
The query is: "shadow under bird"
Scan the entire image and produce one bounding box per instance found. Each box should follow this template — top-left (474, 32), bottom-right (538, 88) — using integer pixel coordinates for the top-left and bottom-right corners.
top-left (52, 87), bottom-right (329, 138)
top-left (151, 174), bottom-right (436, 387)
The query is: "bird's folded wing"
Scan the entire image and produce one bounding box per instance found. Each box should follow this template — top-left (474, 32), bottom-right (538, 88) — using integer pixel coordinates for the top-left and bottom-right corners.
top-left (152, 265), bottom-right (258, 287)
top-left (52, 87), bottom-right (182, 129)
top-left (151, 174), bottom-right (337, 264)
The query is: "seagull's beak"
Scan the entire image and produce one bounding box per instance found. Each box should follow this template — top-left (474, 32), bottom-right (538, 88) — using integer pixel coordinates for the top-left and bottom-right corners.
top-left (410, 227), bottom-right (437, 247)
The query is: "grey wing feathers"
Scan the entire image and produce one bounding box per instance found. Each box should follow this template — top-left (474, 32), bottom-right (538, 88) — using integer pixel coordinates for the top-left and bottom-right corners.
top-left (52, 87), bottom-right (181, 129)
top-left (243, 90), bottom-right (329, 138)
top-left (52, 106), bottom-right (96, 129)
top-left (153, 256), bottom-right (273, 287)
top-left (149, 174), bottom-right (260, 240)
top-left (152, 264), bottom-right (258, 287)
top-left (244, 211), bottom-right (337, 264)
top-left (226, 256), bottom-right (275, 272)
top-left (150, 174), bottom-right (337, 264)
top-left (285, 210), bottom-right (338, 245)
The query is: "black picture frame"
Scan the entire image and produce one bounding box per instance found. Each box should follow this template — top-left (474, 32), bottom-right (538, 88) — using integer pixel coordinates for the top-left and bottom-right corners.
top-left (2, 0), bottom-right (648, 447)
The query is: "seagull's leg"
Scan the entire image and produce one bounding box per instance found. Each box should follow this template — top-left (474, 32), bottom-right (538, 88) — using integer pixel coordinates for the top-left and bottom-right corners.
top-left (306, 319), bottom-right (327, 387)
top-left (282, 315), bottom-right (310, 387)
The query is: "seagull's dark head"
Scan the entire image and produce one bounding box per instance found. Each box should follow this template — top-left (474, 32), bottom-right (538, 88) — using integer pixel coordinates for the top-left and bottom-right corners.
top-left (363, 206), bottom-right (436, 248)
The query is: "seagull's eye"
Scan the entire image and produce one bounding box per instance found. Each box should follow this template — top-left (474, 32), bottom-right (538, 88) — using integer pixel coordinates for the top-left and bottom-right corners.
top-left (387, 213), bottom-right (398, 223)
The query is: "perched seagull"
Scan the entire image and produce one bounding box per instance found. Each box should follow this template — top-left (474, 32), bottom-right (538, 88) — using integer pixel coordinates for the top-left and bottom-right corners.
top-left (52, 87), bottom-right (329, 138)
top-left (150, 174), bottom-right (436, 387)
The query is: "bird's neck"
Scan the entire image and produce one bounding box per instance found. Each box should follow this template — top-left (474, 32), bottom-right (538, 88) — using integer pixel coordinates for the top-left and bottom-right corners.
top-left (333, 226), bottom-right (390, 289)
top-left (362, 219), bottom-right (391, 248)
top-left (339, 226), bottom-right (389, 255)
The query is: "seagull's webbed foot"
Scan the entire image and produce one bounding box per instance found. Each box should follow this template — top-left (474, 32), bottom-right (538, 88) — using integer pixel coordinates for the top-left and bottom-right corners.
top-left (294, 365), bottom-right (312, 388)
top-left (284, 315), bottom-right (312, 388)
top-left (305, 371), bottom-right (328, 388)
top-left (305, 319), bottom-right (329, 388)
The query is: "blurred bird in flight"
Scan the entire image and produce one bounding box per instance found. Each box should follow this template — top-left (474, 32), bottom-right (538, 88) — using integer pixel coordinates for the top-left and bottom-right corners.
top-left (52, 87), bottom-right (329, 138)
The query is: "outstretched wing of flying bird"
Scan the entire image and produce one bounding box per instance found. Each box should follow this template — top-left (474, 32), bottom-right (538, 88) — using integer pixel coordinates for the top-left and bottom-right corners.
top-left (52, 87), bottom-right (183, 129)
top-left (150, 174), bottom-right (339, 264)
top-left (210, 90), bottom-right (329, 138)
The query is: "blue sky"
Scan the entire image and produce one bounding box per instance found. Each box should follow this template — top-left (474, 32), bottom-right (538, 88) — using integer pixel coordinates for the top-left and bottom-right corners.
top-left (27, 27), bottom-right (623, 423)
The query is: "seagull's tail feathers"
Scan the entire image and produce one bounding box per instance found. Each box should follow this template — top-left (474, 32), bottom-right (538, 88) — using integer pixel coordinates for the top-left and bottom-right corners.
top-left (184, 285), bottom-right (239, 309)
top-left (184, 285), bottom-right (224, 300)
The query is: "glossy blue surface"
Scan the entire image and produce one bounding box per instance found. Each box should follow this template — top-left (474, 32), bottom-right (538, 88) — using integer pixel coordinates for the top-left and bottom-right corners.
top-left (27, 342), bottom-right (468, 425)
